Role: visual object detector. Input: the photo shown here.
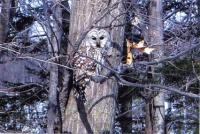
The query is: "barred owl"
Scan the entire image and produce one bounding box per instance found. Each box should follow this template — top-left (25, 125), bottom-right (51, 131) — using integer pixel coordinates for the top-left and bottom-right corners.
top-left (73, 28), bottom-right (111, 101)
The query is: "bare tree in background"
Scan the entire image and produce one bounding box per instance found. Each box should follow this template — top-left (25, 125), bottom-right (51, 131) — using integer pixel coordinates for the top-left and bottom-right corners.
top-left (45, 0), bottom-right (62, 133)
top-left (145, 0), bottom-right (165, 133)
top-left (0, 0), bottom-right (11, 43)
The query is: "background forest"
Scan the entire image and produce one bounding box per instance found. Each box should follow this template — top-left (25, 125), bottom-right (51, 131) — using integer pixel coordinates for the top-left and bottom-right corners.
top-left (0, 0), bottom-right (199, 133)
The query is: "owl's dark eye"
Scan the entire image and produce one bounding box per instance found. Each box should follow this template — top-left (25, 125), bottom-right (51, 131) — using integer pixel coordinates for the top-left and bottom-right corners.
top-left (100, 36), bottom-right (104, 40)
top-left (92, 36), bottom-right (96, 40)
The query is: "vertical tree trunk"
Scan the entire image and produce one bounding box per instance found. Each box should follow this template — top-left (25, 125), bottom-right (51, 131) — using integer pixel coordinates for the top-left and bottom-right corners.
top-left (147, 0), bottom-right (165, 134)
top-left (63, 0), bottom-right (124, 133)
top-left (46, 0), bottom-right (62, 133)
top-left (0, 0), bottom-right (11, 43)
top-left (197, 0), bottom-right (200, 21)
top-left (198, 0), bottom-right (200, 15)
top-left (145, 100), bottom-right (153, 134)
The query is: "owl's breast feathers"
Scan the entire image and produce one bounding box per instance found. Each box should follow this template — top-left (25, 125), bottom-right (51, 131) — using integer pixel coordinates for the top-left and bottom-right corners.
top-left (73, 53), bottom-right (96, 72)
top-left (72, 47), bottom-right (98, 102)
top-left (73, 47), bottom-right (97, 75)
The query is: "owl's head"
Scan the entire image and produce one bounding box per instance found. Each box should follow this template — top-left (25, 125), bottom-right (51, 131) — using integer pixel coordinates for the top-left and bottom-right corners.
top-left (85, 28), bottom-right (111, 48)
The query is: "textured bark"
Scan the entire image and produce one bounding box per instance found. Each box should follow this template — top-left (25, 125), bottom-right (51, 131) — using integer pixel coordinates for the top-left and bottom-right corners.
top-left (148, 0), bottom-right (165, 134)
top-left (63, 0), bottom-right (124, 133)
top-left (145, 100), bottom-right (153, 134)
top-left (46, 0), bottom-right (62, 133)
top-left (0, 0), bottom-right (11, 43)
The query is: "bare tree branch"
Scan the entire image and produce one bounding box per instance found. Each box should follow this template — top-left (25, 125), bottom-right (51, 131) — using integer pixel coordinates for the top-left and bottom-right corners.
top-left (117, 76), bottom-right (200, 99)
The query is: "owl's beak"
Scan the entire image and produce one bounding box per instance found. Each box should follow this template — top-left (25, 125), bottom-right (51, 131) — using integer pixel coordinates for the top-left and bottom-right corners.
top-left (96, 39), bottom-right (101, 48)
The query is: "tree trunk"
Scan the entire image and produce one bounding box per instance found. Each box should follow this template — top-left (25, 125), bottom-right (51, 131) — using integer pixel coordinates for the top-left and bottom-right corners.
top-left (198, 0), bottom-right (200, 16)
top-left (147, 0), bottom-right (165, 134)
top-left (63, 0), bottom-right (124, 133)
top-left (197, 0), bottom-right (200, 22)
top-left (46, 0), bottom-right (62, 133)
top-left (145, 100), bottom-right (153, 134)
top-left (0, 0), bottom-right (11, 43)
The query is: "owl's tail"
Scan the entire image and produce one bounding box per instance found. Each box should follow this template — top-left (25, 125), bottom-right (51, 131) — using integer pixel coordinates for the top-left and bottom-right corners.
top-left (73, 73), bottom-right (90, 102)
